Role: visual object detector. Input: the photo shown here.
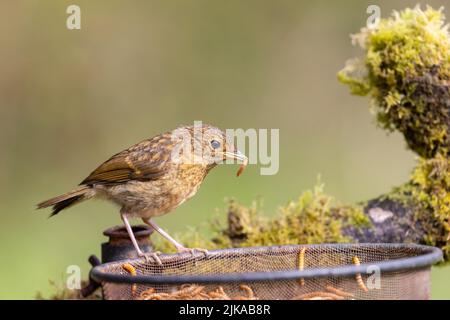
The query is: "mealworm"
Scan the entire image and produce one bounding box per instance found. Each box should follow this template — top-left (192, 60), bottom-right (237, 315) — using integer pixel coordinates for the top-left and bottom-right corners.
top-left (207, 287), bottom-right (231, 300)
top-left (175, 284), bottom-right (205, 296)
top-left (292, 291), bottom-right (344, 300)
top-left (175, 286), bottom-right (206, 299)
top-left (122, 263), bottom-right (137, 276)
top-left (352, 256), bottom-right (369, 292)
top-left (236, 157), bottom-right (248, 177)
top-left (239, 285), bottom-right (255, 299)
top-left (122, 263), bottom-right (137, 295)
top-left (140, 292), bottom-right (171, 300)
top-left (139, 287), bottom-right (155, 296)
top-left (297, 247), bottom-right (306, 286)
top-left (137, 284), bottom-right (258, 300)
top-left (198, 292), bottom-right (212, 300)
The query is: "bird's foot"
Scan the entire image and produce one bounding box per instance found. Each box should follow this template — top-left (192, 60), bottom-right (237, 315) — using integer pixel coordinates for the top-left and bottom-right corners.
top-left (177, 247), bottom-right (209, 257)
top-left (138, 251), bottom-right (162, 265)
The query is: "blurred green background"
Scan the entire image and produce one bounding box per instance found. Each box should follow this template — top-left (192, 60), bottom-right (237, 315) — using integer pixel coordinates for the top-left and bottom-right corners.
top-left (0, 0), bottom-right (448, 299)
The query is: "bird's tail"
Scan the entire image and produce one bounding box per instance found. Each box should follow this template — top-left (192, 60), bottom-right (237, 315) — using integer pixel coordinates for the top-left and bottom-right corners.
top-left (37, 185), bottom-right (93, 217)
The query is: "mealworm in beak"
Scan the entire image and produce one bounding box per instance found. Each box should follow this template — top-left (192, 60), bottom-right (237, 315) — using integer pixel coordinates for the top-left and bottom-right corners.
top-left (237, 158), bottom-right (248, 177)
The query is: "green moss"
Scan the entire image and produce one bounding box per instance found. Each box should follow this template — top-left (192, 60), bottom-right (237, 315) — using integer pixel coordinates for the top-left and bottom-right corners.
top-left (154, 182), bottom-right (370, 252)
top-left (229, 182), bottom-right (370, 246)
top-left (410, 155), bottom-right (450, 256)
top-left (338, 5), bottom-right (450, 260)
top-left (338, 6), bottom-right (450, 158)
top-left (382, 155), bottom-right (450, 258)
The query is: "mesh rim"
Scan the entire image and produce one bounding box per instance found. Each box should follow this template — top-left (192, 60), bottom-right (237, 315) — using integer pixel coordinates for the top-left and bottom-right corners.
top-left (90, 243), bottom-right (442, 285)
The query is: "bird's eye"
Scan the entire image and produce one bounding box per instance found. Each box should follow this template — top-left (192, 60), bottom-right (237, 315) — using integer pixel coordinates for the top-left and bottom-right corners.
top-left (210, 140), bottom-right (221, 149)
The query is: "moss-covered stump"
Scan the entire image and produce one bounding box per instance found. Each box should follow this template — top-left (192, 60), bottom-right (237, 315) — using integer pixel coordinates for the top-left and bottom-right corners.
top-left (338, 5), bottom-right (450, 158)
top-left (343, 155), bottom-right (450, 259)
top-left (153, 183), bottom-right (371, 253)
top-left (338, 6), bottom-right (450, 260)
top-left (216, 183), bottom-right (370, 248)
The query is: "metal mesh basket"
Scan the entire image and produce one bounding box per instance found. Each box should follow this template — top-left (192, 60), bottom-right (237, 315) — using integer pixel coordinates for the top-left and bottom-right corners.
top-left (90, 243), bottom-right (442, 300)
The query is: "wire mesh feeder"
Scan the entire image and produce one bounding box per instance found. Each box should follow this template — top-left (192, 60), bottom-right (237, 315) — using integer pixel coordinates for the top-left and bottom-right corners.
top-left (90, 243), bottom-right (442, 300)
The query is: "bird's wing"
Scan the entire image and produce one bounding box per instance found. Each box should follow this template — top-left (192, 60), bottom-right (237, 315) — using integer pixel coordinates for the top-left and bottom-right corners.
top-left (80, 138), bottom-right (171, 186)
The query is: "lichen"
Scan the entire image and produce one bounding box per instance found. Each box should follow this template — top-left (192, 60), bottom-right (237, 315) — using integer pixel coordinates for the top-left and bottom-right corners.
top-left (338, 5), bottom-right (450, 158)
top-left (153, 182), bottom-right (370, 252)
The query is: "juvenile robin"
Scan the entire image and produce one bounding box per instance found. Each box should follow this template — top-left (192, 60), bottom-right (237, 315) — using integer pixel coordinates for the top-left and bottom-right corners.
top-left (37, 124), bottom-right (248, 263)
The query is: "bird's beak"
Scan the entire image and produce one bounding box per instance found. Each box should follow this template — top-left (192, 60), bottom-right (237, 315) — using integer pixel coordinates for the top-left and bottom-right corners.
top-left (223, 150), bottom-right (247, 162)
top-left (222, 150), bottom-right (248, 177)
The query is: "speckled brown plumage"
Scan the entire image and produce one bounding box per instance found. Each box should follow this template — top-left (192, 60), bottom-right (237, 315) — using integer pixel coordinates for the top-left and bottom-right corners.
top-left (37, 124), bottom-right (247, 260)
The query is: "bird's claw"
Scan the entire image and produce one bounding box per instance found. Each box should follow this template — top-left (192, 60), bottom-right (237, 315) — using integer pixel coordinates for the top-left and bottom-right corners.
top-left (177, 247), bottom-right (209, 257)
top-left (139, 251), bottom-right (162, 265)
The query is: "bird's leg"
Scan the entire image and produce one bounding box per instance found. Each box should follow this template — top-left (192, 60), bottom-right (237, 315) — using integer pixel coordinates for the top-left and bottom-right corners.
top-left (121, 213), bottom-right (162, 265)
top-left (143, 218), bottom-right (209, 256)
top-left (121, 214), bottom-right (144, 255)
top-left (143, 219), bottom-right (185, 249)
